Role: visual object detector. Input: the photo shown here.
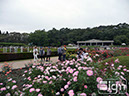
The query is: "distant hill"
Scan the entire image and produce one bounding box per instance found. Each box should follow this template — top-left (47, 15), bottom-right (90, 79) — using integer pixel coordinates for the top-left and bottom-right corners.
top-left (1, 23), bottom-right (129, 46)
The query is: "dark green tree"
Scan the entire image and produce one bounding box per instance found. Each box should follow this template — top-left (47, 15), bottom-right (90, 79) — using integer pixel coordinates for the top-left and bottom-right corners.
top-left (114, 35), bottom-right (129, 45)
top-left (28, 30), bottom-right (48, 46)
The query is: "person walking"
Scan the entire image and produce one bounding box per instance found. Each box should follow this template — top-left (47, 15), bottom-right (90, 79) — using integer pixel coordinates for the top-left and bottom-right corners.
top-left (62, 45), bottom-right (67, 61)
top-left (46, 47), bottom-right (51, 61)
top-left (33, 46), bottom-right (39, 62)
top-left (58, 46), bottom-right (63, 61)
top-left (39, 47), bottom-right (45, 63)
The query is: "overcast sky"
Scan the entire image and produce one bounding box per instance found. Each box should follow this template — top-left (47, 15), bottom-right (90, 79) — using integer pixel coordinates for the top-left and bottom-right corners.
top-left (0, 0), bottom-right (129, 33)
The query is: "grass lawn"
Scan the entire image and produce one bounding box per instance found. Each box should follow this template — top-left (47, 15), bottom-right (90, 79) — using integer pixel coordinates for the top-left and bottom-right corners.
top-left (100, 56), bottom-right (129, 81)
top-left (101, 56), bottom-right (129, 68)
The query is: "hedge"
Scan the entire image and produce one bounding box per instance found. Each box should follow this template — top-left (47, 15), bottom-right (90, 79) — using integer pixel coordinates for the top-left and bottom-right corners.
top-left (0, 42), bottom-right (27, 46)
top-left (0, 53), bottom-right (33, 62)
top-left (0, 50), bottom-right (76, 62)
top-left (0, 51), bottom-right (58, 62)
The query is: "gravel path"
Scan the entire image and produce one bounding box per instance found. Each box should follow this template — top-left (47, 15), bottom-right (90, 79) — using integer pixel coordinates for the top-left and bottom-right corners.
top-left (0, 57), bottom-right (58, 71)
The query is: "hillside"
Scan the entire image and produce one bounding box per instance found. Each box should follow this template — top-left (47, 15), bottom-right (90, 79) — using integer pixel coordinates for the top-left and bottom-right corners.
top-left (0, 23), bottom-right (129, 46)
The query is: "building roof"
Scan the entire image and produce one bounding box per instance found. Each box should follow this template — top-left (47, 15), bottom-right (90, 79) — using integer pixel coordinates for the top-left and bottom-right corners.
top-left (77, 39), bottom-right (114, 43)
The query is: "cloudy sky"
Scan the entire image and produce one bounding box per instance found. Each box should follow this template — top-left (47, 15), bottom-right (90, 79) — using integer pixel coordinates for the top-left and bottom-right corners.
top-left (0, 0), bottom-right (129, 33)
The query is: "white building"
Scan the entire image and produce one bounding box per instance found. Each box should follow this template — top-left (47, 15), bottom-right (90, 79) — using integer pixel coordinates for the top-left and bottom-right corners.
top-left (77, 39), bottom-right (114, 46)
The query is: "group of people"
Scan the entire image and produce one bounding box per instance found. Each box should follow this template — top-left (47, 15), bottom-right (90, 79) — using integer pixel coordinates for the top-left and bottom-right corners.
top-left (33, 45), bottom-right (89, 63)
top-left (33, 45), bottom-right (67, 63)
top-left (33, 46), bottom-right (51, 62)
top-left (58, 45), bottom-right (67, 61)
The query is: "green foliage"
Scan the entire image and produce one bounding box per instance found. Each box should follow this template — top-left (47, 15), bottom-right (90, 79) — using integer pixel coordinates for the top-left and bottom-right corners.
top-left (0, 52), bottom-right (129, 95)
top-left (25, 62), bottom-right (33, 69)
top-left (0, 53), bottom-right (33, 62)
top-left (1, 23), bottom-right (129, 46)
top-left (28, 30), bottom-right (49, 46)
top-left (100, 56), bottom-right (129, 80)
top-left (28, 23), bottom-right (129, 46)
top-left (0, 32), bottom-right (29, 44)
top-left (0, 42), bottom-right (27, 46)
top-left (114, 35), bottom-right (129, 45)
top-left (1, 62), bottom-right (12, 75)
top-left (66, 54), bottom-right (77, 60)
top-left (0, 78), bottom-right (20, 96)
top-left (98, 49), bottom-right (129, 60)
top-left (101, 56), bottom-right (129, 70)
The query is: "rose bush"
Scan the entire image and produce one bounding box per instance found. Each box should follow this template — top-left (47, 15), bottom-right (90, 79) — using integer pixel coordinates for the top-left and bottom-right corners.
top-left (0, 78), bottom-right (21, 96)
top-left (0, 52), bottom-right (129, 96)
top-left (21, 55), bottom-right (128, 96)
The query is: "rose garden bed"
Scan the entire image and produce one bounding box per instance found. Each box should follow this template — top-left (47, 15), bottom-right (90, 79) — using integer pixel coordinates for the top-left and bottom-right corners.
top-left (0, 49), bottom-right (129, 96)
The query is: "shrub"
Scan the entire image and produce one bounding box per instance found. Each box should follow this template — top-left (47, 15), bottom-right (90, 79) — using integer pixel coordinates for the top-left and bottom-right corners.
top-left (1, 62), bottom-right (12, 75)
top-left (100, 56), bottom-right (129, 80)
top-left (0, 52), bottom-right (129, 95)
top-left (0, 78), bottom-right (20, 96)
top-left (0, 53), bottom-right (33, 62)
top-left (21, 57), bottom-right (128, 95)
top-left (0, 42), bottom-right (27, 46)
top-left (0, 51), bottom-right (59, 61)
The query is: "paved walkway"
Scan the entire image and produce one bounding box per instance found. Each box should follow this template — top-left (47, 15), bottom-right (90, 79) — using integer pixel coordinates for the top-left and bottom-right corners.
top-left (0, 57), bottom-right (58, 71)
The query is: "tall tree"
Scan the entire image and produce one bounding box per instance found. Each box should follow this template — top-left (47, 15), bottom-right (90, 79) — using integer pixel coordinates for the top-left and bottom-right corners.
top-left (28, 30), bottom-right (48, 46)
top-left (114, 35), bottom-right (129, 45)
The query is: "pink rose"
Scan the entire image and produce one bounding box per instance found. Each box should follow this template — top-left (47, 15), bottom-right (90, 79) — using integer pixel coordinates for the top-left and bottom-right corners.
top-left (24, 70), bottom-right (28, 73)
top-left (115, 59), bottom-right (119, 63)
top-left (6, 93), bottom-right (11, 96)
top-left (80, 93), bottom-right (87, 96)
top-left (12, 80), bottom-right (16, 83)
top-left (96, 77), bottom-right (103, 82)
top-left (73, 76), bottom-right (77, 82)
top-left (125, 92), bottom-right (129, 96)
top-left (84, 85), bottom-right (87, 89)
top-left (67, 81), bottom-right (71, 85)
top-left (1, 87), bottom-right (6, 91)
top-left (64, 85), bottom-right (69, 89)
top-left (69, 69), bottom-right (74, 73)
top-left (38, 93), bottom-right (43, 96)
top-left (68, 90), bottom-right (74, 96)
top-left (12, 85), bottom-right (17, 90)
top-left (49, 81), bottom-right (52, 84)
top-left (43, 81), bottom-right (47, 83)
top-left (73, 71), bottom-right (79, 76)
top-left (29, 88), bottom-right (35, 92)
top-left (105, 62), bottom-right (108, 65)
top-left (45, 76), bottom-right (49, 79)
top-left (86, 70), bottom-right (93, 76)
top-left (121, 72), bottom-right (124, 75)
top-left (36, 88), bottom-right (40, 92)
top-left (123, 69), bottom-right (127, 71)
top-left (60, 88), bottom-right (64, 92)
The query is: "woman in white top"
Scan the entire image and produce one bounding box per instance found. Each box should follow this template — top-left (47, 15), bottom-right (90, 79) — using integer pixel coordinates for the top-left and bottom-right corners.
top-left (33, 46), bottom-right (38, 62)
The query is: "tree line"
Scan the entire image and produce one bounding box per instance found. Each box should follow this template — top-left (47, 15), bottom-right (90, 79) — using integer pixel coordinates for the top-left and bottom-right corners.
top-left (0, 23), bottom-right (129, 46)
top-left (0, 31), bottom-right (29, 44)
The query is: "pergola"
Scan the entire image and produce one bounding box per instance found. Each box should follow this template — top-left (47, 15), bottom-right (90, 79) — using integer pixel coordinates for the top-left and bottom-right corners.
top-left (77, 39), bottom-right (114, 46)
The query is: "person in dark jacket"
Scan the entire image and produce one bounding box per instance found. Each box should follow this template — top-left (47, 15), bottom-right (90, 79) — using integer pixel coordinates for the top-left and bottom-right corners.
top-left (62, 45), bottom-right (67, 61)
top-left (46, 47), bottom-right (51, 61)
top-left (58, 46), bottom-right (63, 61)
top-left (39, 47), bottom-right (45, 63)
